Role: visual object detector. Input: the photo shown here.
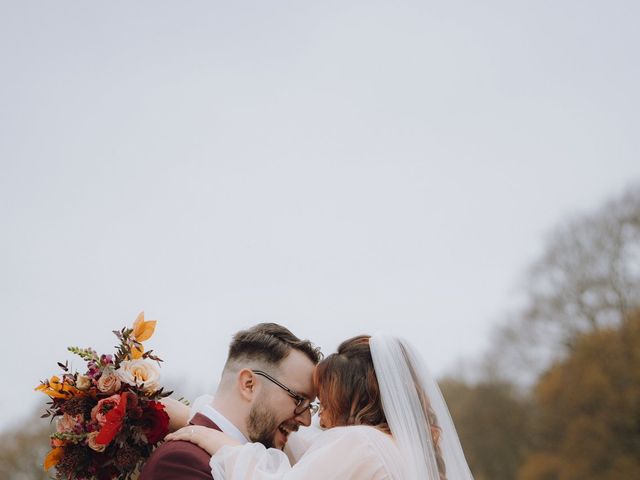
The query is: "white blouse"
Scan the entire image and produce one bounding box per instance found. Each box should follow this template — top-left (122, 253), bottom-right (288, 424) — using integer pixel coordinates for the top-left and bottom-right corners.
top-left (210, 425), bottom-right (405, 480)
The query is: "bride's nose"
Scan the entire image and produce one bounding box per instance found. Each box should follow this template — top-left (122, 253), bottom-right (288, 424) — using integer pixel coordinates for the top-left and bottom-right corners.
top-left (294, 407), bottom-right (312, 426)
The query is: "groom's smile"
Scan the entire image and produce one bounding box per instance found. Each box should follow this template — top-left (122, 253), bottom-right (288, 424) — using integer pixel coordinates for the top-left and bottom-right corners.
top-left (276, 420), bottom-right (299, 446)
top-left (248, 349), bottom-right (317, 449)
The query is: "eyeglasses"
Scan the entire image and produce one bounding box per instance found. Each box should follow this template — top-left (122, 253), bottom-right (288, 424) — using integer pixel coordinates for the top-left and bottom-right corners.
top-left (252, 370), bottom-right (319, 416)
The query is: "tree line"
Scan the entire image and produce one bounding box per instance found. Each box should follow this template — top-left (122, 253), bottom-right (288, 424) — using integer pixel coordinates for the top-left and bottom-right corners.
top-left (440, 183), bottom-right (640, 479)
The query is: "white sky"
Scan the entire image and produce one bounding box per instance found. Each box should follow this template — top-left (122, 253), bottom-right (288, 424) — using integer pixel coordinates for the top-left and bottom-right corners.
top-left (1, 1), bottom-right (639, 431)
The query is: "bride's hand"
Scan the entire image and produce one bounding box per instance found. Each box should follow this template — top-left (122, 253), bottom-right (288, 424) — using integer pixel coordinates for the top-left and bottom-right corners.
top-left (165, 425), bottom-right (241, 455)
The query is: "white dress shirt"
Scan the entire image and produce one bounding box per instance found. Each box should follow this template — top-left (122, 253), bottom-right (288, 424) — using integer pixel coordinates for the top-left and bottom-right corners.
top-left (193, 400), bottom-right (249, 445)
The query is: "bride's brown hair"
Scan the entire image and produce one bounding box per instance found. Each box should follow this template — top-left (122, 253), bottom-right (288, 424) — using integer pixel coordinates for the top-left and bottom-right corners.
top-left (314, 335), bottom-right (388, 431)
top-left (314, 335), bottom-right (447, 480)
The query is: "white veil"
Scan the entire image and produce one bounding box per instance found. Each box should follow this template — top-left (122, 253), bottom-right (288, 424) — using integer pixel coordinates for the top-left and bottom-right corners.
top-left (369, 333), bottom-right (474, 480)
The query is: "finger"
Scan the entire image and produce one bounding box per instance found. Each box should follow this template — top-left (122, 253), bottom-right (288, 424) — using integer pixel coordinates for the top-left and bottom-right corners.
top-left (166, 427), bottom-right (195, 441)
top-left (166, 432), bottom-right (186, 441)
top-left (169, 426), bottom-right (191, 437)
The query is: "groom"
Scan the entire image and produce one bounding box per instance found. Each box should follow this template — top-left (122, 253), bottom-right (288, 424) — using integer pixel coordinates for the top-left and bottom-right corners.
top-left (139, 323), bottom-right (321, 479)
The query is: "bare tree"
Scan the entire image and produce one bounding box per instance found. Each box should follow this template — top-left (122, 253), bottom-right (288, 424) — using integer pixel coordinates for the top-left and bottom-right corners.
top-left (486, 184), bottom-right (640, 384)
top-left (524, 184), bottom-right (640, 342)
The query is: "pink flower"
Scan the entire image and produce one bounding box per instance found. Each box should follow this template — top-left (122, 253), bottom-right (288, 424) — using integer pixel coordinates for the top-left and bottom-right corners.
top-left (91, 394), bottom-right (121, 427)
top-left (97, 370), bottom-right (121, 394)
top-left (57, 413), bottom-right (82, 433)
top-left (95, 392), bottom-right (128, 445)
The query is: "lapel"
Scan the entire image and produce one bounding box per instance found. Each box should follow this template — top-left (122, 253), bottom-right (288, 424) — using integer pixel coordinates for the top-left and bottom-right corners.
top-left (190, 412), bottom-right (222, 431)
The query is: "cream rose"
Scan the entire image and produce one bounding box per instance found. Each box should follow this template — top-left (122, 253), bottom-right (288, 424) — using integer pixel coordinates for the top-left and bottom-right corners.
top-left (87, 431), bottom-right (107, 452)
top-left (76, 375), bottom-right (91, 391)
top-left (97, 370), bottom-right (121, 394)
top-left (116, 359), bottom-right (161, 392)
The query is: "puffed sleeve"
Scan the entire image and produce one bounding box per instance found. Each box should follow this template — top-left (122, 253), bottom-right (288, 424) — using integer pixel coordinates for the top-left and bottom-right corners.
top-left (283, 424), bottom-right (322, 464)
top-left (210, 426), bottom-right (403, 480)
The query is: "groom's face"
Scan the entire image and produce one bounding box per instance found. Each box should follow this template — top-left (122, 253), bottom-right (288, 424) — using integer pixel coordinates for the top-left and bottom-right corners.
top-left (247, 349), bottom-right (316, 449)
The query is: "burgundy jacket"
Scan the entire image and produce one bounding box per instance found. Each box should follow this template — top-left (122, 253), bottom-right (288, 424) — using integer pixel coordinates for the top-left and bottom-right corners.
top-left (139, 413), bottom-right (222, 480)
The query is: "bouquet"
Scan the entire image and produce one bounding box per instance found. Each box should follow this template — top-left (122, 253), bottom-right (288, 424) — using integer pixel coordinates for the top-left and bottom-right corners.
top-left (36, 312), bottom-right (172, 480)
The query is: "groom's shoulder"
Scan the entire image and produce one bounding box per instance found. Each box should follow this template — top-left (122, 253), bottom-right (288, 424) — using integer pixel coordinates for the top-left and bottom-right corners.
top-left (139, 439), bottom-right (213, 480)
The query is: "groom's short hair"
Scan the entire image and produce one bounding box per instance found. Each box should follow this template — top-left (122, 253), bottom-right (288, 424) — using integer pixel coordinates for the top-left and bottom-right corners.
top-left (225, 323), bottom-right (321, 367)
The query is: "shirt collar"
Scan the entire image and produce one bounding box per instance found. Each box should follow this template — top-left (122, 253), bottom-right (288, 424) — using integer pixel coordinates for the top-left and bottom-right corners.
top-left (197, 404), bottom-right (249, 444)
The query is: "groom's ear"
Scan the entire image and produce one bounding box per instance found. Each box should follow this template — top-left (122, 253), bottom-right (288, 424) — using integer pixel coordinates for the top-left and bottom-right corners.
top-left (237, 369), bottom-right (257, 401)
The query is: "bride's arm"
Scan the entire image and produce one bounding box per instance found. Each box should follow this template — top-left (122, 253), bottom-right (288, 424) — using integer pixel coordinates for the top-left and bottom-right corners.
top-left (165, 425), bottom-right (241, 453)
top-left (161, 398), bottom-right (192, 432)
top-left (211, 427), bottom-right (397, 480)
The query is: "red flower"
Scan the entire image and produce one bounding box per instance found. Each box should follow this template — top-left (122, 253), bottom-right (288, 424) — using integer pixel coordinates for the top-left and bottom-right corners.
top-left (140, 401), bottom-right (169, 445)
top-left (96, 392), bottom-right (128, 445)
top-left (91, 394), bottom-right (122, 427)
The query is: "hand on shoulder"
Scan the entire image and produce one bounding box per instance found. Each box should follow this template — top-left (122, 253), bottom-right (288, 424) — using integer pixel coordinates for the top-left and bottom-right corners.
top-left (166, 425), bottom-right (241, 456)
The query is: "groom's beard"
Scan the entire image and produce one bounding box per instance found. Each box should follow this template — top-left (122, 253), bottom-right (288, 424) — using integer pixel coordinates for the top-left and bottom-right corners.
top-left (247, 402), bottom-right (280, 449)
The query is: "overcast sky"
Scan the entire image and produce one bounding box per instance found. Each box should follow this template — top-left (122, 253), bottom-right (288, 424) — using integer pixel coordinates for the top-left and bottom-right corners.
top-left (1, 1), bottom-right (639, 432)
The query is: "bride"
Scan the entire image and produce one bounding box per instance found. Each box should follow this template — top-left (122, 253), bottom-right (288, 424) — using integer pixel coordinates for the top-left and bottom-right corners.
top-left (167, 333), bottom-right (474, 480)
